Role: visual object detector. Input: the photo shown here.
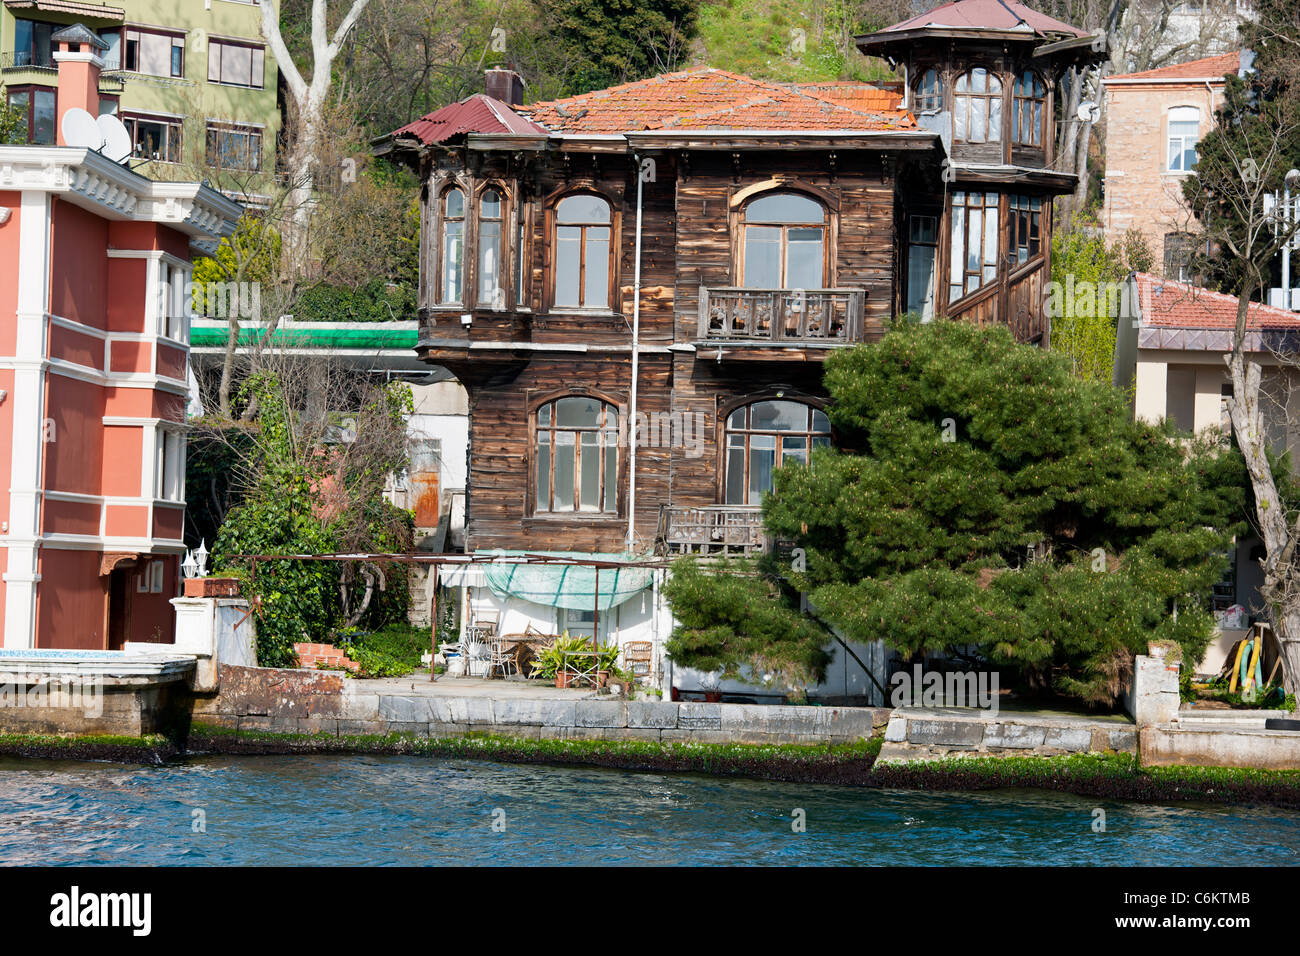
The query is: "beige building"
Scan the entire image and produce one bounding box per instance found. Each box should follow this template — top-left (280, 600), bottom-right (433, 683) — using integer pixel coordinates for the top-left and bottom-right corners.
top-left (1102, 52), bottom-right (1242, 279)
top-left (1113, 271), bottom-right (1300, 671)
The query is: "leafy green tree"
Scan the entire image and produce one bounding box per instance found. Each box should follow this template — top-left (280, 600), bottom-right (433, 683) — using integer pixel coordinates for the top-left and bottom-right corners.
top-left (693, 323), bottom-right (1246, 706)
top-left (211, 370), bottom-right (415, 665)
top-left (1048, 227), bottom-right (1127, 383)
top-left (535, 0), bottom-right (700, 93)
top-left (0, 102), bottom-right (26, 144)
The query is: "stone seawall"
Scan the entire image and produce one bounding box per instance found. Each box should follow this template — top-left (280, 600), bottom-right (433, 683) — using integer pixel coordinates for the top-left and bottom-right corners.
top-left (190, 665), bottom-right (891, 745)
top-left (877, 707), bottom-right (1138, 761)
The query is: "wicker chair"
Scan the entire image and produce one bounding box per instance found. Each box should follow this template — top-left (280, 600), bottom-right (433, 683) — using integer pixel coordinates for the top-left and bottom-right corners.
top-left (622, 641), bottom-right (654, 684)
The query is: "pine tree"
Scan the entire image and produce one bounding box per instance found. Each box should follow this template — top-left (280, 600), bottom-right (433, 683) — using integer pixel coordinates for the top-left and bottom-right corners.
top-left (670, 323), bottom-right (1250, 706)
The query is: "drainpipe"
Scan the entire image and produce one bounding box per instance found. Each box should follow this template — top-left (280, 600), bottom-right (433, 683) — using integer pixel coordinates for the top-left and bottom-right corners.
top-left (627, 151), bottom-right (645, 552)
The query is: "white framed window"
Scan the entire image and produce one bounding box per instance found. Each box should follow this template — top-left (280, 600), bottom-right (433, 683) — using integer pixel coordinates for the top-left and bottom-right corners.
top-left (1168, 106), bottom-right (1201, 172)
top-left (157, 260), bottom-right (190, 342)
top-left (155, 427), bottom-right (185, 502)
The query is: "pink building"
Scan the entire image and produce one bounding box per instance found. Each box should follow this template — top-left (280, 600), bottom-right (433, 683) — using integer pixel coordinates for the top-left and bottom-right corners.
top-left (0, 25), bottom-right (240, 649)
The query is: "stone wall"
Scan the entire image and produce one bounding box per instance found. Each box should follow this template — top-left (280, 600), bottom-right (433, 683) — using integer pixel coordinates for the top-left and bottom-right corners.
top-left (191, 665), bottom-right (890, 745)
top-left (877, 708), bottom-right (1138, 762)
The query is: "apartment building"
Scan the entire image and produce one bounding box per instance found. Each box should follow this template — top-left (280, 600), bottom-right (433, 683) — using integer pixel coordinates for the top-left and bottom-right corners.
top-left (0, 28), bottom-right (240, 648)
top-left (1, 0), bottom-right (278, 197)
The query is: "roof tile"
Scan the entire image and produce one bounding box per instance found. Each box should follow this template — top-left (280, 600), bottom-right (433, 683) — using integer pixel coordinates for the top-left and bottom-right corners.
top-left (517, 68), bottom-right (915, 134)
top-left (1137, 272), bottom-right (1300, 331)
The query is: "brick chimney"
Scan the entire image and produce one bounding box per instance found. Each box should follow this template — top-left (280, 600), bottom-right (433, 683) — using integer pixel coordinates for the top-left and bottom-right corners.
top-left (51, 23), bottom-right (108, 144)
top-left (485, 68), bottom-right (525, 107)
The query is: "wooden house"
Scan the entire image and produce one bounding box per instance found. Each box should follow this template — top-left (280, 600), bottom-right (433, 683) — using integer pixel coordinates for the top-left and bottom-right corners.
top-left (376, 0), bottom-right (1103, 697)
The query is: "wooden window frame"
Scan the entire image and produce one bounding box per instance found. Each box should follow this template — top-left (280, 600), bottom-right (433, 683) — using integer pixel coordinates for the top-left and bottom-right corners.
top-left (544, 187), bottom-right (619, 314)
top-left (474, 182), bottom-right (508, 310)
top-left (204, 121), bottom-right (262, 172)
top-left (436, 183), bottom-right (467, 306)
top-left (954, 67), bottom-right (1005, 145)
top-left (1012, 70), bottom-right (1046, 147)
top-left (123, 26), bottom-right (186, 79)
top-left (948, 190), bottom-right (1001, 303)
top-left (716, 394), bottom-right (831, 506)
top-left (1007, 194), bottom-right (1043, 266)
top-left (913, 67), bottom-right (944, 113)
top-left (528, 389), bottom-right (626, 518)
top-left (728, 181), bottom-right (839, 289)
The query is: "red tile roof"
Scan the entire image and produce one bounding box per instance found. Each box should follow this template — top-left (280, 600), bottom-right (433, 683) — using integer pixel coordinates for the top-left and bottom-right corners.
top-left (390, 93), bottom-right (548, 145)
top-left (1108, 52), bottom-right (1241, 82)
top-left (1137, 272), bottom-right (1300, 330)
top-left (874, 0), bottom-right (1085, 37)
top-left (789, 82), bottom-right (903, 111)
top-left (518, 68), bottom-right (916, 134)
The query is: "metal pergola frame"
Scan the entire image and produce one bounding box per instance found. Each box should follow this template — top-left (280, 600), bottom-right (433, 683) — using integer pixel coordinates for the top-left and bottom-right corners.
top-left (236, 551), bottom-right (677, 682)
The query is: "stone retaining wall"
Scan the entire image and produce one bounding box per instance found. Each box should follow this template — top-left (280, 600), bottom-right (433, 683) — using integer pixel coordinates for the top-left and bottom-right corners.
top-left (1141, 725), bottom-right (1300, 770)
top-left (190, 665), bottom-right (891, 745)
top-left (877, 708), bottom-right (1138, 761)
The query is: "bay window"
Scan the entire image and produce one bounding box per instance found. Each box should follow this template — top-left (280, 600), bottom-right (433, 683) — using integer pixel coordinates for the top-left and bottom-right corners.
top-left (1008, 195), bottom-right (1043, 264)
top-left (478, 187), bottom-right (504, 309)
top-left (949, 191), bottom-right (999, 302)
top-left (1012, 71), bottom-right (1046, 147)
top-left (954, 68), bottom-right (1003, 144)
top-left (913, 68), bottom-right (943, 113)
top-left (439, 187), bottom-right (465, 304)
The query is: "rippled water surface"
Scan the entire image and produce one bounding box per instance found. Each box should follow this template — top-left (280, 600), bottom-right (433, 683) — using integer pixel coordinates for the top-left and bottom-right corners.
top-left (0, 755), bottom-right (1298, 865)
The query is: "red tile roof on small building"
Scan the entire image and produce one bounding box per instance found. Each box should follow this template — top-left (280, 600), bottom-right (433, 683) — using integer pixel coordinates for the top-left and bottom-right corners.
top-left (390, 93), bottom-right (549, 145)
top-left (874, 0), bottom-right (1086, 37)
top-left (1136, 272), bottom-right (1300, 330)
top-left (517, 68), bottom-right (916, 134)
top-left (1107, 52), bottom-right (1241, 83)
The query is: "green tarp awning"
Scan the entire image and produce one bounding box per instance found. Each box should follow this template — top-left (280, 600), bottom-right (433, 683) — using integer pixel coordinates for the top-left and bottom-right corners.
top-left (479, 550), bottom-right (652, 611)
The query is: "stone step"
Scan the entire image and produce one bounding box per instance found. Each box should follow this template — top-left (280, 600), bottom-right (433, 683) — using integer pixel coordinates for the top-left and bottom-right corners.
top-left (1175, 708), bottom-right (1287, 729)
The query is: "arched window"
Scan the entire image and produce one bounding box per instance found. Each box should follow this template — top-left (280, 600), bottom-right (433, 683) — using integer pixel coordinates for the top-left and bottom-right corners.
top-left (554, 194), bottom-right (611, 309)
top-left (535, 396), bottom-right (619, 513)
top-left (954, 68), bottom-right (1003, 144)
top-left (724, 400), bottom-right (831, 505)
top-left (741, 192), bottom-right (826, 289)
top-left (478, 187), bottom-right (504, 308)
top-left (1012, 71), bottom-right (1045, 146)
top-left (1168, 106), bottom-right (1200, 172)
top-left (439, 186), bottom-right (465, 305)
top-left (914, 68), bottom-right (943, 112)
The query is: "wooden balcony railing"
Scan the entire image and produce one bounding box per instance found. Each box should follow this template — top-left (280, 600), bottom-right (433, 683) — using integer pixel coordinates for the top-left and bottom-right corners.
top-left (656, 505), bottom-right (766, 558)
top-left (698, 286), bottom-right (865, 345)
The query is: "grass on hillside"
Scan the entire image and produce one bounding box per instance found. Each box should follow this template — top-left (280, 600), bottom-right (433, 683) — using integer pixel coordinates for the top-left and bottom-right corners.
top-left (692, 0), bottom-right (898, 83)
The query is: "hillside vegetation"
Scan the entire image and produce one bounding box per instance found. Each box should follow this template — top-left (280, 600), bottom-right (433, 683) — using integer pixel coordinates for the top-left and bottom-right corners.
top-left (692, 0), bottom-right (900, 82)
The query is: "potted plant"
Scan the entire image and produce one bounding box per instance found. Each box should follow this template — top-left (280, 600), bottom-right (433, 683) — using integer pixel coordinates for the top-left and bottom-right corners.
top-left (700, 671), bottom-right (722, 703)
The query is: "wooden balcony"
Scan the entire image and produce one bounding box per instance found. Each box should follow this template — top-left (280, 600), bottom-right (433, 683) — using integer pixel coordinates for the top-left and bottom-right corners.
top-left (656, 505), bottom-right (766, 558)
top-left (698, 286), bottom-right (865, 346)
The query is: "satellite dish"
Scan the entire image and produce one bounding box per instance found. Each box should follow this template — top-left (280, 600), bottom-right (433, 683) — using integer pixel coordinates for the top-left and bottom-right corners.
top-left (97, 113), bottom-right (132, 163)
top-left (1077, 101), bottom-right (1101, 124)
top-left (61, 108), bottom-right (103, 150)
